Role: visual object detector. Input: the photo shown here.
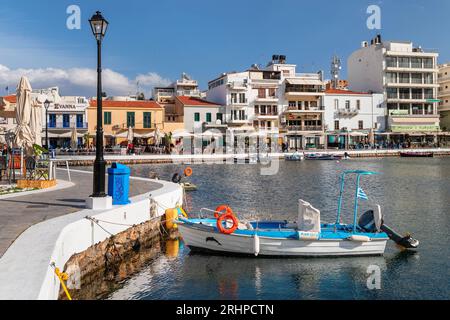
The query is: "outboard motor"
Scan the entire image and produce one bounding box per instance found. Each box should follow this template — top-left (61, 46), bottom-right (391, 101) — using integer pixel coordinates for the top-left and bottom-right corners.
top-left (171, 173), bottom-right (182, 184)
top-left (359, 209), bottom-right (419, 249)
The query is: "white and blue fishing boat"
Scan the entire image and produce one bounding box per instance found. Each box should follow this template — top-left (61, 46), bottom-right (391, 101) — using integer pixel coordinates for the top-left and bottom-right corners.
top-left (285, 151), bottom-right (304, 161)
top-left (177, 170), bottom-right (419, 257)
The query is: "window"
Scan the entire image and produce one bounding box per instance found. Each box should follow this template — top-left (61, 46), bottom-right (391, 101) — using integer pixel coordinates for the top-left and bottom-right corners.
top-left (258, 88), bottom-right (266, 98)
top-left (386, 57), bottom-right (397, 68)
top-left (269, 88), bottom-right (276, 97)
top-left (424, 89), bottom-right (434, 99)
top-left (345, 100), bottom-right (350, 110)
top-left (194, 112), bottom-right (200, 122)
top-left (254, 105), bottom-right (259, 115)
top-left (334, 120), bottom-right (340, 130)
top-left (289, 101), bottom-right (296, 107)
top-left (104, 112), bottom-right (111, 125)
top-left (127, 112), bottom-right (135, 127)
top-left (399, 73), bottom-right (410, 83)
top-left (356, 100), bottom-right (361, 110)
top-left (387, 88), bottom-right (398, 99)
top-left (398, 57), bottom-right (410, 68)
top-left (63, 114), bottom-right (70, 128)
top-left (386, 72), bottom-right (397, 83)
top-left (411, 73), bottom-right (422, 84)
top-left (143, 112), bottom-right (152, 128)
top-left (49, 114), bottom-right (56, 128)
top-left (424, 73), bottom-right (434, 84)
top-left (231, 93), bottom-right (237, 103)
top-left (423, 58), bottom-right (433, 69)
top-left (399, 88), bottom-right (410, 99)
top-left (411, 88), bottom-right (422, 99)
top-left (358, 121), bottom-right (363, 130)
top-left (216, 113), bottom-right (223, 122)
top-left (76, 114), bottom-right (84, 128)
top-left (206, 113), bottom-right (212, 123)
top-left (239, 93), bottom-right (246, 103)
top-left (334, 99), bottom-right (339, 110)
top-left (411, 58), bottom-right (422, 68)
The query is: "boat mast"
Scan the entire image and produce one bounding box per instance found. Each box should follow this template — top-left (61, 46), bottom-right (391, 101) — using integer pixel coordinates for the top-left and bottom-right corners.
top-left (335, 172), bottom-right (346, 225)
top-left (352, 173), bottom-right (362, 233)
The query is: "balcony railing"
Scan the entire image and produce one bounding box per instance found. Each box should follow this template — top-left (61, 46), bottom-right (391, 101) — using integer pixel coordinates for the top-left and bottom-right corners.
top-left (286, 105), bottom-right (324, 111)
top-left (286, 125), bottom-right (323, 132)
top-left (48, 122), bottom-right (88, 129)
top-left (285, 87), bottom-right (324, 93)
top-left (337, 108), bottom-right (359, 115)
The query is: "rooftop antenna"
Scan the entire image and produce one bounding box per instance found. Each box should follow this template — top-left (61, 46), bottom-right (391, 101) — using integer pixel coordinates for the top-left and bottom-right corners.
top-left (331, 55), bottom-right (342, 89)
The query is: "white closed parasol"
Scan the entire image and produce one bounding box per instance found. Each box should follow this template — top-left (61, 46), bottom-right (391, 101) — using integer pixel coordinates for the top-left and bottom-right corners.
top-left (127, 126), bottom-right (134, 143)
top-left (14, 76), bottom-right (34, 154)
top-left (30, 99), bottom-right (43, 147)
top-left (70, 127), bottom-right (78, 149)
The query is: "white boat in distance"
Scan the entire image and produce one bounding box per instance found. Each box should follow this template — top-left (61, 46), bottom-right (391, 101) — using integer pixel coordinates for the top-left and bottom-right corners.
top-left (177, 170), bottom-right (419, 257)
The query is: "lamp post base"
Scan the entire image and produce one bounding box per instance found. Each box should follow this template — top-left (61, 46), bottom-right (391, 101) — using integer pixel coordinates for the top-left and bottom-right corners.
top-left (86, 196), bottom-right (113, 210)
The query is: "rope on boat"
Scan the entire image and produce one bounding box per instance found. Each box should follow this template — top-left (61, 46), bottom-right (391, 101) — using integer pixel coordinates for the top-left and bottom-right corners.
top-left (50, 262), bottom-right (72, 300)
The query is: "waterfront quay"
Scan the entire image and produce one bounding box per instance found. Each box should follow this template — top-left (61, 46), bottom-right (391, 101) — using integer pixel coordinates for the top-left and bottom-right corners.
top-left (53, 148), bottom-right (450, 166)
top-left (0, 169), bottom-right (183, 300)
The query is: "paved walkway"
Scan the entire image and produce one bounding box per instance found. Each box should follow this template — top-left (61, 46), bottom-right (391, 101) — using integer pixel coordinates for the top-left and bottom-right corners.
top-left (0, 170), bottom-right (161, 257)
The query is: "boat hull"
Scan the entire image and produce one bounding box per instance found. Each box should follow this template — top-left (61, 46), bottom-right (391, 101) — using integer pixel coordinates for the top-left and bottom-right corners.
top-left (178, 223), bottom-right (387, 257)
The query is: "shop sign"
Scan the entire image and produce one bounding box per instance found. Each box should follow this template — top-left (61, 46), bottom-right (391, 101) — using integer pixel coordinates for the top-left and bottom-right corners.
top-left (390, 125), bottom-right (439, 132)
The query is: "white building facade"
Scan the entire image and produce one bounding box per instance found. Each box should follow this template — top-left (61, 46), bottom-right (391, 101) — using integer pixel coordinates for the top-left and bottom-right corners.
top-left (438, 63), bottom-right (450, 131)
top-left (207, 55), bottom-right (327, 150)
top-left (34, 87), bottom-right (89, 149)
top-left (348, 35), bottom-right (440, 138)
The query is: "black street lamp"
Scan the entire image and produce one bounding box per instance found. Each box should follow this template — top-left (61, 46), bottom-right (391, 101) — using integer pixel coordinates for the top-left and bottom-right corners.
top-left (44, 99), bottom-right (50, 150)
top-left (89, 11), bottom-right (109, 198)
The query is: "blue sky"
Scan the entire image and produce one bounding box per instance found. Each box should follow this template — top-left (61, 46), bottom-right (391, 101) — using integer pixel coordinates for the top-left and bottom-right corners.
top-left (0, 0), bottom-right (449, 97)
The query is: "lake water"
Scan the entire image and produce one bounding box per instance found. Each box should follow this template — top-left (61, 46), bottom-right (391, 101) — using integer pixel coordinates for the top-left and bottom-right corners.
top-left (106, 158), bottom-right (450, 300)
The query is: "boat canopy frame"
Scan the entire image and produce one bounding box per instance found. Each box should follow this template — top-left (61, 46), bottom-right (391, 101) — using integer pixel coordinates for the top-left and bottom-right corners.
top-left (336, 170), bottom-right (378, 233)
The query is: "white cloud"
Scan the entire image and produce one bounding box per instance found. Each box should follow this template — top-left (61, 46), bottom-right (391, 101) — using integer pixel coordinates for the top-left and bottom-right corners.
top-left (0, 64), bottom-right (171, 98)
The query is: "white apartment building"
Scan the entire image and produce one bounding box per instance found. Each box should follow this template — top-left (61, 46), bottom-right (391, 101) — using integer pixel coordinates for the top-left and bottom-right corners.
top-left (207, 55), bottom-right (327, 149)
top-left (438, 63), bottom-right (450, 131)
top-left (323, 88), bottom-right (384, 148)
top-left (348, 35), bottom-right (440, 137)
top-left (34, 87), bottom-right (89, 149)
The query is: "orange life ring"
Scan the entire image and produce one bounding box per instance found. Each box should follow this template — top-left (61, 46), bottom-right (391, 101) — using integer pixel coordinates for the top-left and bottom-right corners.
top-left (217, 213), bottom-right (239, 235)
top-left (184, 167), bottom-right (193, 177)
top-left (214, 205), bottom-right (233, 218)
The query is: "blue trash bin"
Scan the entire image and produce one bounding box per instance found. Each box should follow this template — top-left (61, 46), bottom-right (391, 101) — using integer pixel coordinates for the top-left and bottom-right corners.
top-left (107, 163), bottom-right (131, 205)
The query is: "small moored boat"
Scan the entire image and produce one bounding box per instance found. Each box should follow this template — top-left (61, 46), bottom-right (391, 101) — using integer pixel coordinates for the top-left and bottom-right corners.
top-left (305, 153), bottom-right (342, 161)
top-left (177, 170), bottom-right (419, 257)
top-left (400, 151), bottom-right (434, 158)
top-left (285, 152), bottom-right (304, 161)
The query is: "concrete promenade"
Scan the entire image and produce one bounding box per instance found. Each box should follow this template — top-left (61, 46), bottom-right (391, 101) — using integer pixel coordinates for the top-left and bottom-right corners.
top-left (0, 169), bottom-right (162, 257)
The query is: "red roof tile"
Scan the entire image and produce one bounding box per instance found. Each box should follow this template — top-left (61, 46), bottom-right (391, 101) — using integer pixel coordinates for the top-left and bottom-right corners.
top-left (176, 96), bottom-right (220, 107)
top-left (325, 89), bottom-right (370, 95)
top-left (3, 95), bottom-right (17, 103)
top-left (90, 99), bottom-right (163, 109)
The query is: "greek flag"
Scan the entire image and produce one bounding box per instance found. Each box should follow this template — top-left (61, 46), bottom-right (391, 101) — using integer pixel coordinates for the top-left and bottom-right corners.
top-left (357, 187), bottom-right (369, 200)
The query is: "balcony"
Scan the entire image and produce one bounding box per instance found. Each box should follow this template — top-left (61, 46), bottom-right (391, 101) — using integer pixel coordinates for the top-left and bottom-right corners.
top-left (229, 99), bottom-right (248, 107)
top-left (285, 105), bottom-right (325, 113)
top-left (48, 122), bottom-right (88, 130)
top-left (337, 108), bottom-right (359, 116)
top-left (227, 82), bottom-right (247, 90)
top-left (286, 125), bottom-right (323, 132)
top-left (255, 95), bottom-right (278, 102)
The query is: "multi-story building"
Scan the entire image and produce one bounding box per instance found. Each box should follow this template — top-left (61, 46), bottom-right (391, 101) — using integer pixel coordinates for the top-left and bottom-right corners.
top-left (153, 73), bottom-right (201, 133)
top-left (323, 88), bottom-right (385, 148)
top-left (32, 87), bottom-right (90, 149)
top-left (174, 96), bottom-right (222, 133)
top-left (438, 63), bottom-right (450, 131)
top-left (348, 35), bottom-right (440, 139)
top-left (88, 97), bottom-right (164, 146)
top-left (0, 95), bottom-right (17, 143)
top-left (207, 55), bottom-right (327, 149)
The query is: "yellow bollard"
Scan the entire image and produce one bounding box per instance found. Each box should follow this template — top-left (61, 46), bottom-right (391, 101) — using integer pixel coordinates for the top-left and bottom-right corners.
top-left (165, 208), bottom-right (178, 230)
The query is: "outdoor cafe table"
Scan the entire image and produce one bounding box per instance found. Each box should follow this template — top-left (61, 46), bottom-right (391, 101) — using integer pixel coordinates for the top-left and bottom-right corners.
top-left (48, 159), bottom-right (71, 182)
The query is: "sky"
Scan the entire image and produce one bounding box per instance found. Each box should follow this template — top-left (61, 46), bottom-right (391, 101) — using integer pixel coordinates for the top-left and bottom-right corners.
top-left (0, 0), bottom-right (449, 98)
